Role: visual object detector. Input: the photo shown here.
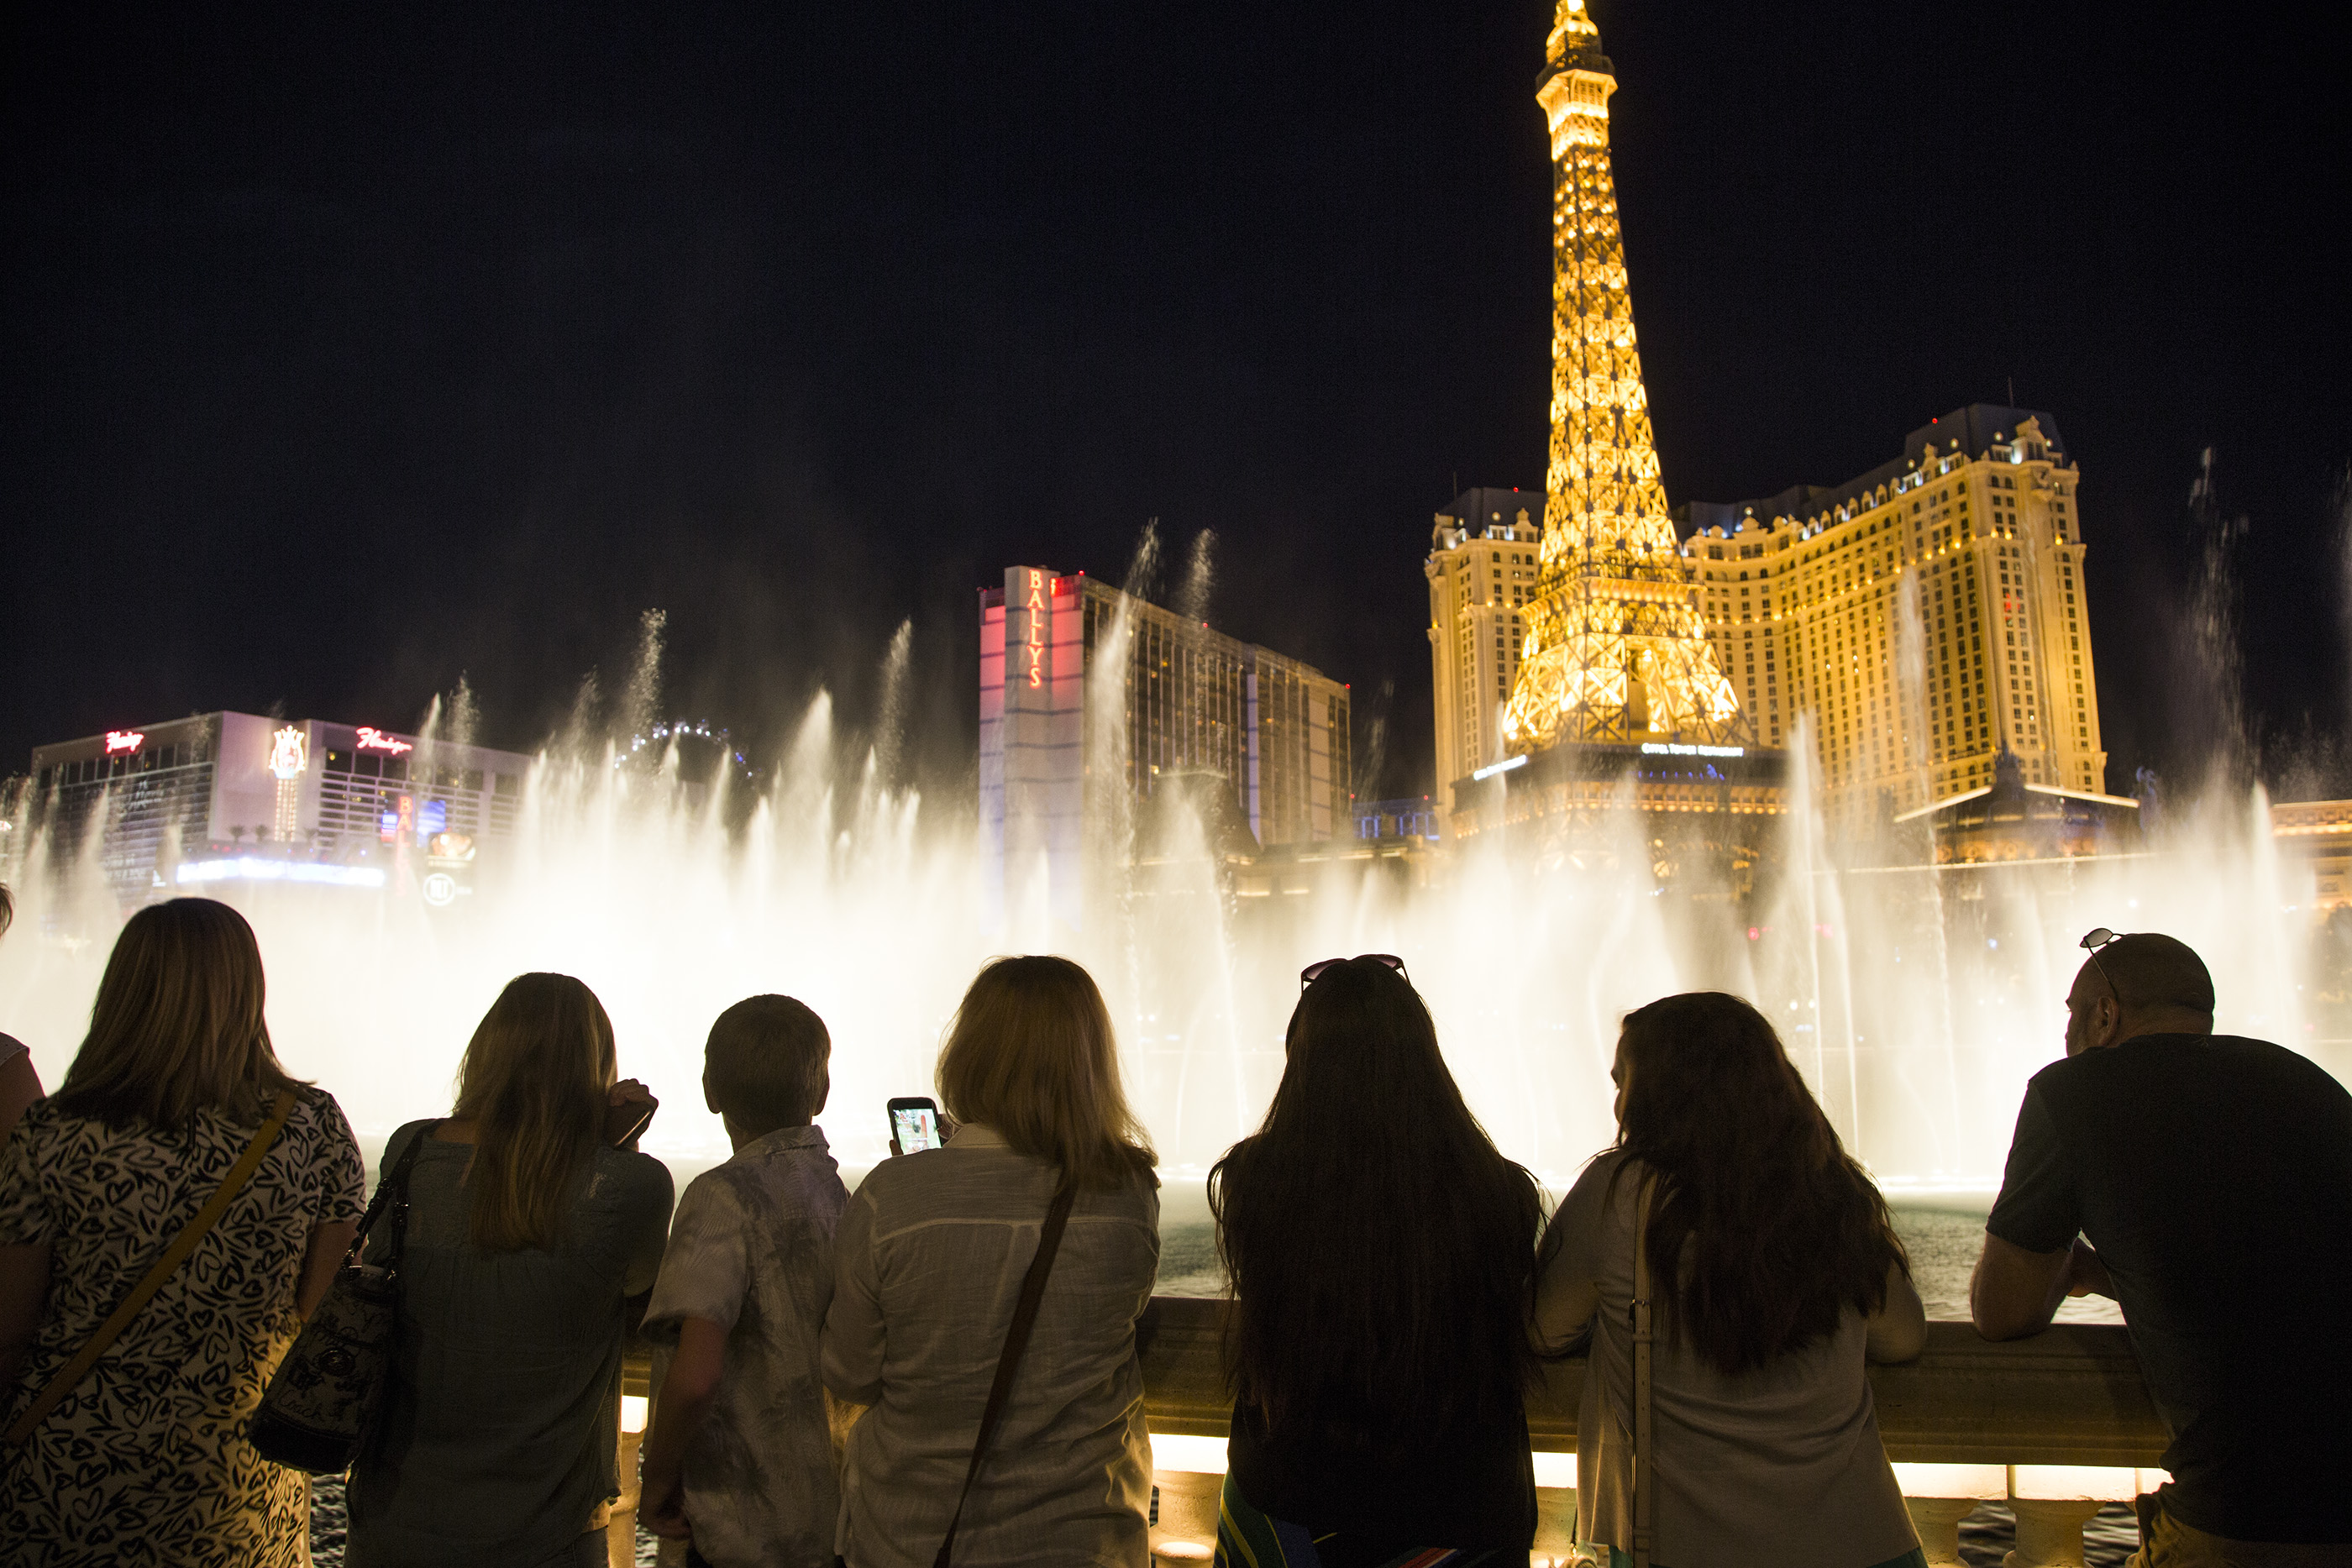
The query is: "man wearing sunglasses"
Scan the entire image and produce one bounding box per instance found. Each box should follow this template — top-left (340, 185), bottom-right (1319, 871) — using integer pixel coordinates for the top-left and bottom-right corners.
top-left (1970, 931), bottom-right (2352, 1565)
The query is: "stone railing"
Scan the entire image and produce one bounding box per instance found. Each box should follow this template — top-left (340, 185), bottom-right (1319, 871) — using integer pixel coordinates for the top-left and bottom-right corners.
top-left (1139, 1298), bottom-right (2168, 1568)
top-left (607, 1301), bottom-right (2166, 1568)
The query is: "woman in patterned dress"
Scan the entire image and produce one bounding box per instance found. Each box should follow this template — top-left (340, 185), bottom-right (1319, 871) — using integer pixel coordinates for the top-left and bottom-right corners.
top-left (0, 896), bottom-right (365, 1567)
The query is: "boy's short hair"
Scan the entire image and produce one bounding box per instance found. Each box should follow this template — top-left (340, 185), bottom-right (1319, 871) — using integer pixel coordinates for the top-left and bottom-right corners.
top-left (705, 995), bottom-right (830, 1133)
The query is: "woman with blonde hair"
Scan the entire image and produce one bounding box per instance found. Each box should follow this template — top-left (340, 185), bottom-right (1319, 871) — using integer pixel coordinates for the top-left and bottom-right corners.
top-left (345, 973), bottom-right (671, 1568)
top-left (0, 897), bottom-right (365, 1566)
top-left (824, 955), bottom-right (1160, 1568)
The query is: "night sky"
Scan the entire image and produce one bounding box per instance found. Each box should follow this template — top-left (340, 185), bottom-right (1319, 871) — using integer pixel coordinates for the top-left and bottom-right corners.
top-left (5, 2), bottom-right (2348, 810)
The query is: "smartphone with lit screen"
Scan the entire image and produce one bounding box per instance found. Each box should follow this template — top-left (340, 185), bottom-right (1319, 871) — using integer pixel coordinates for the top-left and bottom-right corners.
top-left (888, 1096), bottom-right (942, 1156)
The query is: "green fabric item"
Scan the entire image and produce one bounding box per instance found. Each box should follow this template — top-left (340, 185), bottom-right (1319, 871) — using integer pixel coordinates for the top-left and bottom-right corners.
top-left (344, 1125), bottom-right (673, 1568)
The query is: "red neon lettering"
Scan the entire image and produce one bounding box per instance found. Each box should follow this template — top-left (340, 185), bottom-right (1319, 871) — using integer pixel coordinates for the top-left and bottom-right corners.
top-left (356, 727), bottom-right (414, 755)
top-left (1023, 569), bottom-right (1047, 688)
top-left (104, 730), bottom-right (144, 755)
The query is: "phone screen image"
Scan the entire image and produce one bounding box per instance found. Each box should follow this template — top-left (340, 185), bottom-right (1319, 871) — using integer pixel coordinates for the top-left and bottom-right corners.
top-left (891, 1104), bottom-right (941, 1153)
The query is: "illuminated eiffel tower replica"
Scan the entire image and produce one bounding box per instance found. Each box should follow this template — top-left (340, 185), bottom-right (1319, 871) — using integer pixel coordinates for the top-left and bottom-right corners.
top-left (1469, 0), bottom-right (1786, 876)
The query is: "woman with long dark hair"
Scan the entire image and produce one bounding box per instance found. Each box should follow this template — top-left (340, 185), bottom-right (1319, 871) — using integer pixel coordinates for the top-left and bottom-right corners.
top-left (345, 973), bottom-right (671, 1568)
top-left (1535, 992), bottom-right (1927, 1568)
top-left (1209, 954), bottom-right (1544, 1565)
top-left (0, 898), bottom-right (365, 1565)
top-left (823, 955), bottom-right (1160, 1568)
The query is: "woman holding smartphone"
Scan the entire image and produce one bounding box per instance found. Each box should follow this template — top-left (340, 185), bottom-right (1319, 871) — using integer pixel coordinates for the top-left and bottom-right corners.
top-left (1209, 953), bottom-right (1545, 1565)
top-left (346, 973), bottom-right (672, 1568)
top-left (824, 955), bottom-right (1160, 1568)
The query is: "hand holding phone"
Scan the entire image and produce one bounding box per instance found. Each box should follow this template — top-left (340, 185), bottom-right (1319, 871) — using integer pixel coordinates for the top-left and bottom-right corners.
top-left (604, 1079), bottom-right (659, 1149)
top-left (888, 1096), bottom-right (942, 1156)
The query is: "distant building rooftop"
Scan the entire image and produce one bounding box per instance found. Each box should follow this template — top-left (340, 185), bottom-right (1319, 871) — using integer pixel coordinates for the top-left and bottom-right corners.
top-left (1672, 403), bottom-right (2069, 539)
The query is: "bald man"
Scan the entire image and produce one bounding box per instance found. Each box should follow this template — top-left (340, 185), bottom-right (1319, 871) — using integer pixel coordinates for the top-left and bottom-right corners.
top-left (1971, 932), bottom-right (2352, 1562)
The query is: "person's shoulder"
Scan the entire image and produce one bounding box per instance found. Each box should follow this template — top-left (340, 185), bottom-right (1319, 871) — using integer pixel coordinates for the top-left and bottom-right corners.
top-left (2208, 1032), bottom-right (2348, 1079)
top-left (851, 1145), bottom-right (945, 1204)
top-left (7, 1092), bottom-right (65, 1144)
top-left (381, 1118), bottom-right (441, 1163)
top-left (2022, 1042), bottom-right (2122, 1112)
top-left (1091, 1156), bottom-right (1160, 1218)
top-left (290, 1085), bottom-right (358, 1137)
top-left (1566, 1146), bottom-right (1631, 1198)
top-left (582, 1147), bottom-right (673, 1241)
top-left (13, 1094), bottom-right (121, 1154)
top-left (596, 1144), bottom-right (675, 1198)
top-left (1546, 1148), bottom-right (1630, 1232)
top-left (677, 1156), bottom-right (766, 1221)
top-left (738, 1145), bottom-right (850, 1210)
top-left (2049, 1033), bottom-right (2339, 1097)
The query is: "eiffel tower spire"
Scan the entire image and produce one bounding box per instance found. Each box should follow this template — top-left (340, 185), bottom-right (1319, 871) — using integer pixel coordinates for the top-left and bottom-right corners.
top-left (1503, 0), bottom-right (1742, 753)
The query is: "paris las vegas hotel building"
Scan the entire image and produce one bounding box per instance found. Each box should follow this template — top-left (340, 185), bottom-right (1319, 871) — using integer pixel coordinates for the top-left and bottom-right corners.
top-left (1429, 2), bottom-right (2109, 836)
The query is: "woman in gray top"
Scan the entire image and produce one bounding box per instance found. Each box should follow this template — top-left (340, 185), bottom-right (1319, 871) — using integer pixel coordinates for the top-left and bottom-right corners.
top-left (1533, 992), bottom-right (1927, 1568)
top-left (824, 955), bottom-right (1160, 1568)
top-left (348, 973), bottom-right (673, 1568)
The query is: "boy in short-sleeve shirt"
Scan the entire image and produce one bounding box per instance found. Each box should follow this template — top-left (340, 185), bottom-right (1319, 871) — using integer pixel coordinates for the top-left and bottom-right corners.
top-left (639, 996), bottom-right (848, 1568)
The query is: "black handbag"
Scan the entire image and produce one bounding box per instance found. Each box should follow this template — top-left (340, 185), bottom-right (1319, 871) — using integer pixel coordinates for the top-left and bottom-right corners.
top-left (248, 1121), bottom-right (438, 1472)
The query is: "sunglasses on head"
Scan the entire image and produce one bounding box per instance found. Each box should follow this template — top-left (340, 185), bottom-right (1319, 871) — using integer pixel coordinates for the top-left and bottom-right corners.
top-left (1300, 953), bottom-right (1407, 991)
top-left (2080, 926), bottom-right (2123, 995)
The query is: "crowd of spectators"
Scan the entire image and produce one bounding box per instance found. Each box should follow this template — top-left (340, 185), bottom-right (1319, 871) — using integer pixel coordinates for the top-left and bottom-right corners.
top-left (0, 891), bottom-right (2344, 1568)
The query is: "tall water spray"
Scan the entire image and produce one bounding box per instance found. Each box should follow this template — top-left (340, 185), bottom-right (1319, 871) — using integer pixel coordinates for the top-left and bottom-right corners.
top-left (1, 542), bottom-right (2341, 1196)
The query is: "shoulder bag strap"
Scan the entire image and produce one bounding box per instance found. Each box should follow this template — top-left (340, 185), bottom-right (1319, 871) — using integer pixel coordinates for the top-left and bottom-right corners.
top-left (1630, 1172), bottom-right (1658, 1568)
top-left (3, 1086), bottom-right (300, 1449)
top-left (349, 1119), bottom-right (441, 1269)
top-left (933, 1176), bottom-right (1079, 1568)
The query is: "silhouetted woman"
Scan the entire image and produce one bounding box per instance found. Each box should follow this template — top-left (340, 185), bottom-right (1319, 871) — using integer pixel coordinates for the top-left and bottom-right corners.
top-left (824, 955), bottom-right (1161, 1568)
top-left (0, 897), bottom-right (365, 1565)
top-left (0, 884), bottom-right (43, 1138)
top-left (346, 973), bottom-right (671, 1568)
top-left (1210, 954), bottom-right (1545, 1565)
top-left (1535, 992), bottom-right (1926, 1568)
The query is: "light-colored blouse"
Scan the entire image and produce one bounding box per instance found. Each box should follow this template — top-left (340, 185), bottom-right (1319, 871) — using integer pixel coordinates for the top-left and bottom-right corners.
top-left (1536, 1150), bottom-right (1918, 1568)
top-left (822, 1124), bottom-right (1159, 1568)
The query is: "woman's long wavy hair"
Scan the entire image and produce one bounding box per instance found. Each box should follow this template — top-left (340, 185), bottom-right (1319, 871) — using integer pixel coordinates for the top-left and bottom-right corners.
top-left (937, 956), bottom-right (1156, 1191)
top-left (54, 898), bottom-right (304, 1130)
top-left (1611, 991), bottom-right (1907, 1376)
top-left (451, 973), bottom-right (617, 1251)
top-left (1210, 957), bottom-right (1544, 1434)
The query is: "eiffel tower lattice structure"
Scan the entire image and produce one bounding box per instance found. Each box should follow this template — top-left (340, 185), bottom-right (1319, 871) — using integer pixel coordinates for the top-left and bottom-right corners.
top-left (1502, 0), bottom-right (1746, 755)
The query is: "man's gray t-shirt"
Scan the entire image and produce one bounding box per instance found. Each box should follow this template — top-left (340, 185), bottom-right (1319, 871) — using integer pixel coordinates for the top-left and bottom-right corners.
top-left (643, 1125), bottom-right (848, 1568)
top-left (349, 1123), bottom-right (673, 1568)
